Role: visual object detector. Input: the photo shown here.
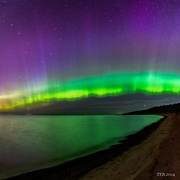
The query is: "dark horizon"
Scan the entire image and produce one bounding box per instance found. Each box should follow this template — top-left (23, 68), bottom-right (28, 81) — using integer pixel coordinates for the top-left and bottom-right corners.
top-left (1, 93), bottom-right (180, 115)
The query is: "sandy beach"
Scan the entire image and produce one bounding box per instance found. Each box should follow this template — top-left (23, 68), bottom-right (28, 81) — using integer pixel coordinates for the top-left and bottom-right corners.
top-left (81, 114), bottom-right (179, 180)
top-left (6, 114), bottom-right (170, 180)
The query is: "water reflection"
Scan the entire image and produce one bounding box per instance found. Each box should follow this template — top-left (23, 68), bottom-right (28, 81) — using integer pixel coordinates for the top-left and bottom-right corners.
top-left (0, 115), bottom-right (162, 178)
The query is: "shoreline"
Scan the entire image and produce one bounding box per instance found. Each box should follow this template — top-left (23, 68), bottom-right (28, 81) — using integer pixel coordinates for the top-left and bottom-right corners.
top-left (6, 115), bottom-right (167, 180)
top-left (82, 114), bottom-right (174, 180)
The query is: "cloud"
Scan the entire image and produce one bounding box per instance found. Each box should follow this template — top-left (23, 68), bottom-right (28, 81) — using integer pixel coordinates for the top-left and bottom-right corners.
top-left (16, 93), bottom-right (180, 115)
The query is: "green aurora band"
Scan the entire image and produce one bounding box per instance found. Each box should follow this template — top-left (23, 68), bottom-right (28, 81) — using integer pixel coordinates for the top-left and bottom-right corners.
top-left (2, 72), bottom-right (180, 110)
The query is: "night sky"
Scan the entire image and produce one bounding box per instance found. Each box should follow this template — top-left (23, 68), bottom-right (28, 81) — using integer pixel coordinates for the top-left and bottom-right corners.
top-left (1, 0), bottom-right (180, 113)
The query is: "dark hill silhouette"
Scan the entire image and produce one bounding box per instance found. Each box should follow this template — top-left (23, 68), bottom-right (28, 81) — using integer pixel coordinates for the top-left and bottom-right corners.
top-left (124, 103), bottom-right (180, 115)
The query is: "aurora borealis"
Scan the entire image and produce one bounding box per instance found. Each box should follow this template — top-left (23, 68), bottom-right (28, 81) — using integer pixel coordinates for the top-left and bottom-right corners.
top-left (1, 0), bottom-right (180, 113)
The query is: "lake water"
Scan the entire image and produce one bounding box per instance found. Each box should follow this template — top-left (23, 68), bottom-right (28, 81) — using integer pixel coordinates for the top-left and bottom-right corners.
top-left (0, 115), bottom-right (162, 179)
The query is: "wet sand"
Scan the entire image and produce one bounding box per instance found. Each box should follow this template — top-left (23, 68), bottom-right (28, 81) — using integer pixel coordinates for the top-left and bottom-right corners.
top-left (82, 114), bottom-right (179, 180)
top-left (7, 115), bottom-right (168, 180)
